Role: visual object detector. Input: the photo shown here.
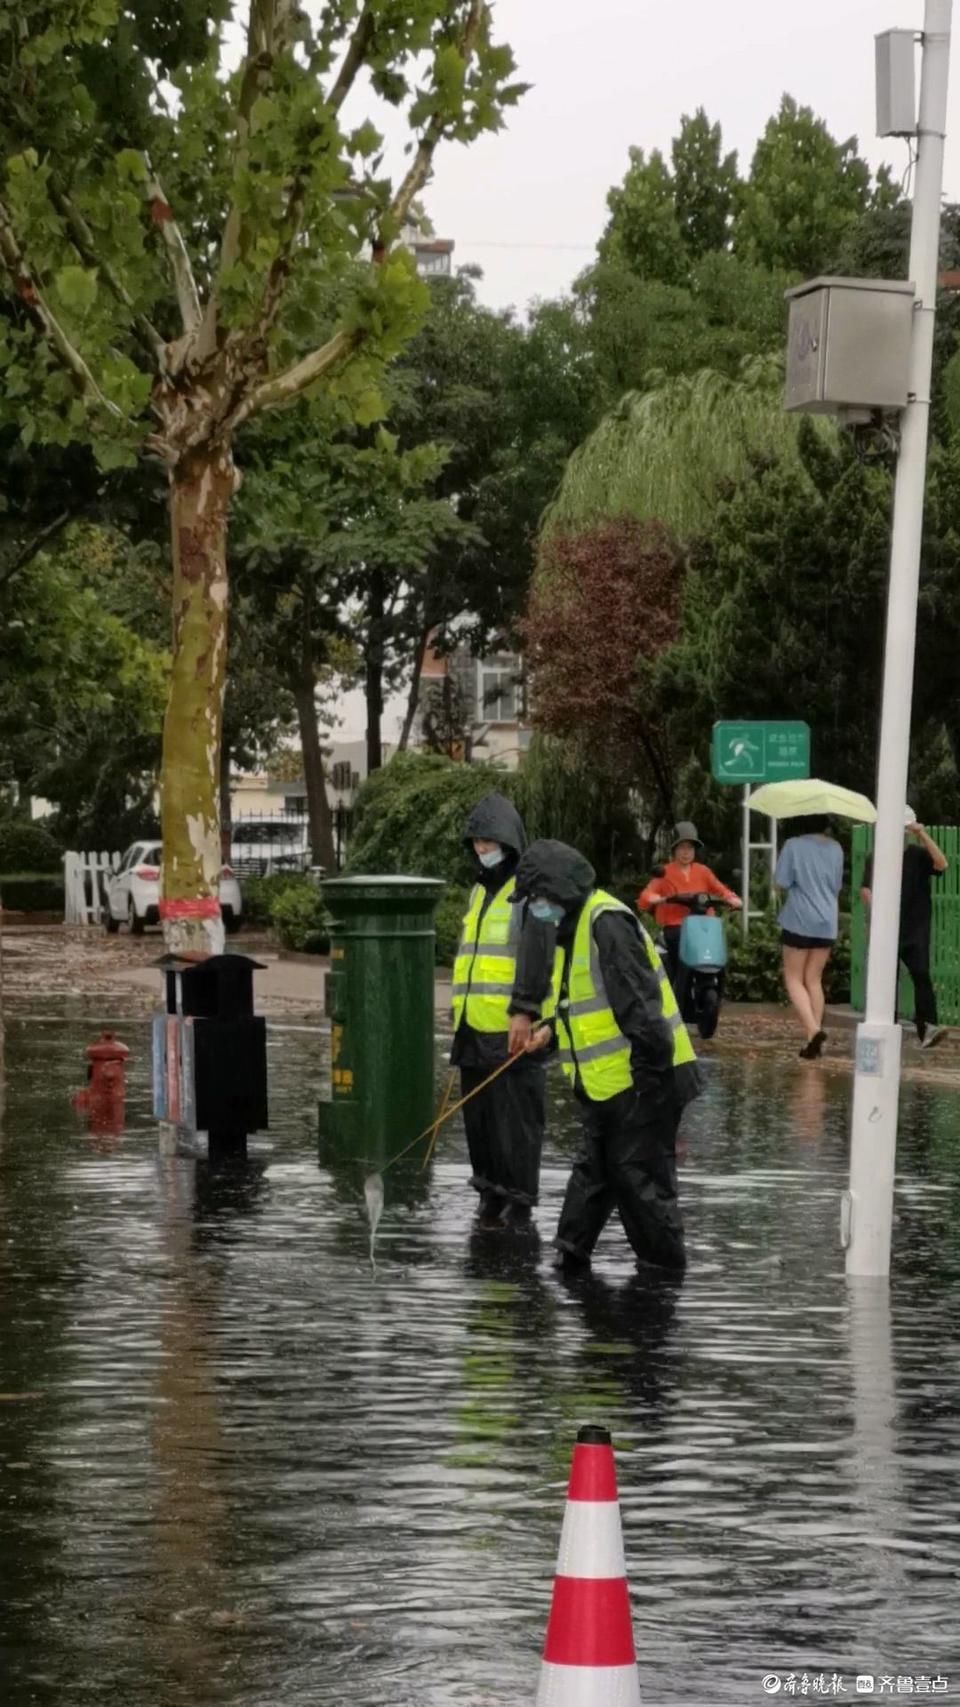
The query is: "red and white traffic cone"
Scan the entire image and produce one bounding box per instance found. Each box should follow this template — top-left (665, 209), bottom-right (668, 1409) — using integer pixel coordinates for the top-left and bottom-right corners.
top-left (537, 1424), bottom-right (641, 1705)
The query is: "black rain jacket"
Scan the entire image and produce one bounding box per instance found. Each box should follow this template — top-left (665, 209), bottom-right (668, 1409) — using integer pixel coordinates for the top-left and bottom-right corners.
top-left (512, 839), bottom-right (703, 1110)
top-left (450, 794), bottom-right (555, 1070)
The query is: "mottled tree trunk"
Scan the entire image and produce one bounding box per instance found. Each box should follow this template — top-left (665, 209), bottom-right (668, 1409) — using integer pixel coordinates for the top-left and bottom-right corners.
top-left (398, 624), bottom-right (429, 752)
top-left (219, 739), bottom-right (232, 866)
top-left (160, 447), bottom-right (233, 957)
top-left (365, 567), bottom-right (386, 774)
top-left (294, 677), bottom-right (336, 871)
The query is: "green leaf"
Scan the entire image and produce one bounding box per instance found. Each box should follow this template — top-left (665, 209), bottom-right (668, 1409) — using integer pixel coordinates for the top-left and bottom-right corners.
top-left (55, 265), bottom-right (98, 317)
top-left (114, 149), bottom-right (147, 182)
top-left (251, 94), bottom-right (279, 131)
top-left (349, 121), bottom-right (382, 158)
top-left (92, 437), bottom-right (137, 472)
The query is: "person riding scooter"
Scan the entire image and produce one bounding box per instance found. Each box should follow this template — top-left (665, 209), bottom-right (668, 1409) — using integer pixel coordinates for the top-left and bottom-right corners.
top-left (637, 822), bottom-right (741, 1006)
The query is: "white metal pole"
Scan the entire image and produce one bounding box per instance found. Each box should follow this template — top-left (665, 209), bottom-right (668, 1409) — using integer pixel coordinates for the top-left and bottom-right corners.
top-left (741, 785), bottom-right (751, 939)
top-left (845, 0), bottom-right (951, 1278)
top-left (769, 816), bottom-right (778, 897)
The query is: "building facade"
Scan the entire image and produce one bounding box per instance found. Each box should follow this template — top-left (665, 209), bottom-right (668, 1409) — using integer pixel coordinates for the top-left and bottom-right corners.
top-left (415, 639), bottom-right (529, 770)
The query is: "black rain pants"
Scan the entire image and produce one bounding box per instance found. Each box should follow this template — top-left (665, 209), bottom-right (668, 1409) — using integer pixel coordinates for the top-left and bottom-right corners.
top-left (555, 1084), bottom-right (685, 1270)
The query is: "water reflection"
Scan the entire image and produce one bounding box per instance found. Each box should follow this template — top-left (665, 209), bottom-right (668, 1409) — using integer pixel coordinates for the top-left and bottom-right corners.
top-left (0, 1017), bottom-right (958, 1705)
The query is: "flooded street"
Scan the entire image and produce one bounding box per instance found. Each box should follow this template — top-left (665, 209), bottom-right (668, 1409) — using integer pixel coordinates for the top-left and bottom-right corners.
top-left (1, 1013), bottom-right (959, 1705)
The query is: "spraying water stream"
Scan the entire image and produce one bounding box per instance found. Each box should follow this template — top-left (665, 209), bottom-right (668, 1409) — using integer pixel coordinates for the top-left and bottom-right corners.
top-left (363, 1170), bottom-right (384, 1271)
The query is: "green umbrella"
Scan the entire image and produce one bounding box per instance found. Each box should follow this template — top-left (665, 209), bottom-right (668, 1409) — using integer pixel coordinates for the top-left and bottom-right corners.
top-left (748, 778), bottom-right (877, 823)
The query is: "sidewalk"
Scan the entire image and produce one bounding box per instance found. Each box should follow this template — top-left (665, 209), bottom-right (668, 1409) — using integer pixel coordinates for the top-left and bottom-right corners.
top-left (3, 929), bottom-right (960, 1083)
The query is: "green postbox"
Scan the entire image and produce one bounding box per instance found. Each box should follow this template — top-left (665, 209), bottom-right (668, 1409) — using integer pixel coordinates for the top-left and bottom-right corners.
top-left (319, 875), bottom-right (445, 1170)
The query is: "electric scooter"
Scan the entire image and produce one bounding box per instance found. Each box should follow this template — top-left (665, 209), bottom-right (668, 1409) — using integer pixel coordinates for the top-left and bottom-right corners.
top-left (653, 890), bottom-right (735, 1040)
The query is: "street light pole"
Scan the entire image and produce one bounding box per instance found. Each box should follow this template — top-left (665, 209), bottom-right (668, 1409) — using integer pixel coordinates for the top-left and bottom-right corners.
top-left (845, 0), bottom-right (952, 1278)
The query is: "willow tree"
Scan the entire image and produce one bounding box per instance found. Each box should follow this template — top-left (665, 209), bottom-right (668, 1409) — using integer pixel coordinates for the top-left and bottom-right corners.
top-left (0, 0), bottom-right (523, 952)
top-left (543, 357), bottom-right (834, 542)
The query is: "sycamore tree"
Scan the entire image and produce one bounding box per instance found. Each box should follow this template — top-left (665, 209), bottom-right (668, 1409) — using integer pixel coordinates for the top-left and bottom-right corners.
top-left (0, 0), bottom-right (523, 952)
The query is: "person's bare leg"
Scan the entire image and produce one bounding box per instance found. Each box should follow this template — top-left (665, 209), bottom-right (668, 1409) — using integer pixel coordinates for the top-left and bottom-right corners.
top-left (803, 947), bottom-right (832, 1032)
top-left (783, 947), bottom-right (818, 1040)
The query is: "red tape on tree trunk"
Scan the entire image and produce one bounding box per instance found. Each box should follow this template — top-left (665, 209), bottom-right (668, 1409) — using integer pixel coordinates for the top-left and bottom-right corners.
top-left (158, 898), bottom-right (222, 919)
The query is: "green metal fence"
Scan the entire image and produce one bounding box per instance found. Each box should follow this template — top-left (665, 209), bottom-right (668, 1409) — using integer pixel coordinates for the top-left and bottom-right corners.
top-left (850, 824), bottom-right (960, 1023)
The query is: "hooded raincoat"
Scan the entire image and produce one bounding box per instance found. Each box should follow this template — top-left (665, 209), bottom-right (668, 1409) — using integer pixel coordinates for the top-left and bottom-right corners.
top-left (513, 839), bottom-right (703, 1270)
top-left (452, 794), bottom-right (555, 1212)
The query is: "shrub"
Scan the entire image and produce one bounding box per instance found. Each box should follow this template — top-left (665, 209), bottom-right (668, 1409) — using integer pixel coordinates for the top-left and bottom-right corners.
top-left (0, 873), bottom-right (65, 914)
top-left (270, 882), bottom-right (331, 954)
top-left (348, 752), bottom-right (514, 884)
top-left (720, 913), bottom-right (851, 1005)
top-left (514, 735), bottom-right (644, 884)
top-left (722, 914), bottom-right (785, 1004)
top-left (348, 744), bottom-right (644, 890)
top-left (434, 884), bottom-right (468, 966)
top-left (0, 818), bottom-right (62, 874)
top-left (242, 872), bottom-right (310, 926)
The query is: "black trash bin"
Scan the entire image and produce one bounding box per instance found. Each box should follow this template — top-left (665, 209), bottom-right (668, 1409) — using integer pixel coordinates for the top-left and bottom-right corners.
top-left (153, 954), bottom-right (268, 1160)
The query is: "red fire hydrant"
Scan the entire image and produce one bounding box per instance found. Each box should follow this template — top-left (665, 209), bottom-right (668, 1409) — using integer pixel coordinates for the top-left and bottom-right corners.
top-left (72, 1031), bottom-right (129, 1138)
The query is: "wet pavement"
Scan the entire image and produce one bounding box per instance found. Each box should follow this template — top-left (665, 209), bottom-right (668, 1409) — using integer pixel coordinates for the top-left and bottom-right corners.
top-left (1, 1011), bottom-right (959, 1706)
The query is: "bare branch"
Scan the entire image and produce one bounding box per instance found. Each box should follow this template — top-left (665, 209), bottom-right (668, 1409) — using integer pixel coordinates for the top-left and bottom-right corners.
top-left (328, 4), bottom-right (376, 113)
top-left (0, 509), bottom-right (74, 594)
top-left (252, 4), bottom-right (380, 350)
top-left (231, 1), bottom-right (485, 428)
top-left (47, 182), bottom-right (167, 368)
top-left (229, 327), bottom-right (358, 427)
top-left (0, 199), bottom-right (124, 419)
top-left (256, 171), bottom-right (310, 343)
top-left (386, 0), bottom-right (484, 235)
top-left (200, 0), bottom-right (300, 360)
top-left (142, 157), bottom-right (202, 335)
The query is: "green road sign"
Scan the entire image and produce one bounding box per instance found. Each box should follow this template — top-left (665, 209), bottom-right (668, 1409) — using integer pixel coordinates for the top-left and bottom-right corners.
top-left (711, 721), bottom-right (810, 785)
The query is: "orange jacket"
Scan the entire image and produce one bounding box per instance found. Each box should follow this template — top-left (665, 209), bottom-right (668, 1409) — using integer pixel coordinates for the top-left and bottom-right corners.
top-left (637, 861), bottom-right (740, 928)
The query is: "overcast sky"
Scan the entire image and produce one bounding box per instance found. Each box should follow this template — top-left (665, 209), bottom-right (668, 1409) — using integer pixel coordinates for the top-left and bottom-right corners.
top-left (401, 0), bottom-right (948, 315)
top-left (320, 0), bottom-right (946, 741)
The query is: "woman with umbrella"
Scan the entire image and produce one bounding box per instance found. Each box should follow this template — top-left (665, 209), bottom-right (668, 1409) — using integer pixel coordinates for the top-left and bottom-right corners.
top-left (774, 816), bottom-right (844, 1058)
top-left (751, 781), bottom-right (875, 1061)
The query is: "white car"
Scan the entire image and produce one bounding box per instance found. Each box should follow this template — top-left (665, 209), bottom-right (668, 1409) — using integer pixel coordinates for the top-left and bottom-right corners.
top-left (104, 839), bottom-right (243, 936)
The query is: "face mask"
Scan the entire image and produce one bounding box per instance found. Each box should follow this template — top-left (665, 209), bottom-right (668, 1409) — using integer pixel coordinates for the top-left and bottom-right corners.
top-left (477, 847), bottom-right (505, 870)
top-left (530, 898), bottom-right (564, 925)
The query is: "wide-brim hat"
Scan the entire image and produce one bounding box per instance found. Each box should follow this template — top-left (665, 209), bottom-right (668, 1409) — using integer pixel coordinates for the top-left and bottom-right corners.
top-left (671, 821), bottom-right (703, 850)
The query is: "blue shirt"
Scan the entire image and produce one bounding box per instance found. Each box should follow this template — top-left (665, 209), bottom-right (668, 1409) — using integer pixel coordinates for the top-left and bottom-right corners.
top-left (775, 834), bottom-right (844, 940)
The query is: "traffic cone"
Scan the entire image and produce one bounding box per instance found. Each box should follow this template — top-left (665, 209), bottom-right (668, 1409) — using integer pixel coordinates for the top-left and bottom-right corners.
top-left (536, 1424), bottom-right (641, 1705)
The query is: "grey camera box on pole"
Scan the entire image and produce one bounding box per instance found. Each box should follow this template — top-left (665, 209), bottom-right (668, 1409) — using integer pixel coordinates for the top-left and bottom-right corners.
top-left (784, 277), bottom-right (915, 415)
top-left (876, 29), bottom-right (918, 135)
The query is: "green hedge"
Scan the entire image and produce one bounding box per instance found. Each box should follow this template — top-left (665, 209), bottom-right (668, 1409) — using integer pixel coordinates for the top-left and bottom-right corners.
top-left (0, 872), bottom-right (65, 913)
top-left (0, 819), bottom-right (62, 874)
top-left (347, 742), bottom-right (642, 890)
top-left (270, 882), bottom-right (331, 954)
top-left (242, 873), bottom-right (309, 927)
top-left (348, 752), bottom-right (511, 885)
top-left (719, 914), bottom-right (851, 1005)
top-left (434, 884), bottom-right (468, 966)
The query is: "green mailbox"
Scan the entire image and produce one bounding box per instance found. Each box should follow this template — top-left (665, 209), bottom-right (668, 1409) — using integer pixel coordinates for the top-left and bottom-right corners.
top-left (319, 875), bottom-right (445, 1168)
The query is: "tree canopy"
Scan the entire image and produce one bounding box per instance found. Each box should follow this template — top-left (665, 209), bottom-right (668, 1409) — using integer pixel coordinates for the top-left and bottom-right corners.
top-left (0, 0), bottom-right (525, 948)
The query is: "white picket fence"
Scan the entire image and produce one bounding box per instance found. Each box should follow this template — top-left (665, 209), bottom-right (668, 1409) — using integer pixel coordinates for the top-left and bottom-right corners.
top-left (64, 850), bottom-right (120, 926)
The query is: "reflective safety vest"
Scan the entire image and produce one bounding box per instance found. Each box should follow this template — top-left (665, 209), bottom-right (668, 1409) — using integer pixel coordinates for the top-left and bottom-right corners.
top-left (552, 890), bottom-right (697, 1101)
top-left (451, 879), bottom-right (556, 1034)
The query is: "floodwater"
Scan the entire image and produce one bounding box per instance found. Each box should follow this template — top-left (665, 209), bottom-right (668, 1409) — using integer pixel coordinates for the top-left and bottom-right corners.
top-left (1, 1013), bottom-right (960, 1707)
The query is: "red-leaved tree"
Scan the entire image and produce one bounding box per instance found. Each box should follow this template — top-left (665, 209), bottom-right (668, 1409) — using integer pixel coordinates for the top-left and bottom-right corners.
top-left (521, 517), bottom-right (682, 816)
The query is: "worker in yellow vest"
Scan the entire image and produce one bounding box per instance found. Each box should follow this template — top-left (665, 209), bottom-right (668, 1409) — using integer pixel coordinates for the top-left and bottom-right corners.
top-left (452, 794), bottom-right (556, 1227)
top-left (514, 839), bottom-right (703, 1272)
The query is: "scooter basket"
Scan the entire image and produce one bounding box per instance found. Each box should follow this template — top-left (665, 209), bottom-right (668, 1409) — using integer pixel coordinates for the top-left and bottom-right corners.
top-left (680, 914), bottom-right (727, 972)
